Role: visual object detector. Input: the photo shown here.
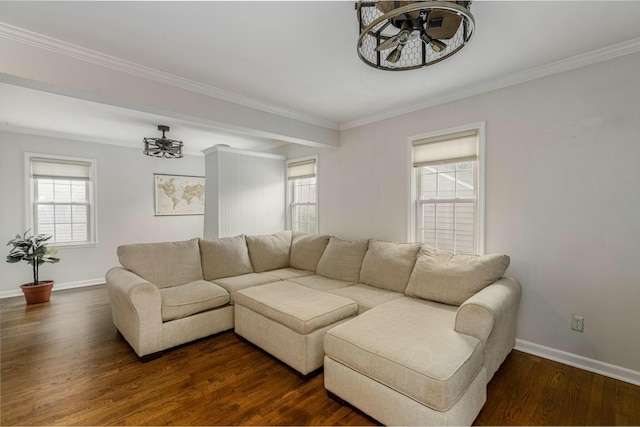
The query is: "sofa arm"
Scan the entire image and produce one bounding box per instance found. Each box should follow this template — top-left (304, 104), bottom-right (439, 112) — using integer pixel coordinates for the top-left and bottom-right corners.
top-left (106, 266), bottom-right (163, 358)
top-left (455, 276), bottom-right (521, 382)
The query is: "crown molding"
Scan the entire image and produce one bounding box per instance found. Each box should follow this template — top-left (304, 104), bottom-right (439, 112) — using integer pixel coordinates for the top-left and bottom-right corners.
top-left (202, 144), bottom-right (285, 160)
top-left (0, 21), bottom-right (339, 131)
top-left (0, 124), bottom-right (206, 157)
top-left (340, 37), bottom-right (640, 130)
top-left (2, 21), bottom-right (637, 134)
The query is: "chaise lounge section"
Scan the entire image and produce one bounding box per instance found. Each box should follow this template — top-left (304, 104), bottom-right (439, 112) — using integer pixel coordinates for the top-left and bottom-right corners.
top-left (106, 231), bottom-right (520, 425)
top-left (324, 275), bottom-right (520, 425)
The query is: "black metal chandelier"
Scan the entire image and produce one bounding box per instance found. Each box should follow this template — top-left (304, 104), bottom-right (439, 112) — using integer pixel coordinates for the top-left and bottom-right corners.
top-left (143, 125), bottom-right (183, 159)
top-left (357, 1), bottom-right (475, 71)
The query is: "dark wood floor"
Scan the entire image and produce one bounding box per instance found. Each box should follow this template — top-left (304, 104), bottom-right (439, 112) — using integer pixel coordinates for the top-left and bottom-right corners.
top-left (1, 285), bottom-right (638, 426)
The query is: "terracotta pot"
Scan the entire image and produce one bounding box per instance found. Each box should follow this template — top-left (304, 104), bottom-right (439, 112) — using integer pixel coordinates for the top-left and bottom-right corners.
top-left (20, 281), bottom-right (54, 304)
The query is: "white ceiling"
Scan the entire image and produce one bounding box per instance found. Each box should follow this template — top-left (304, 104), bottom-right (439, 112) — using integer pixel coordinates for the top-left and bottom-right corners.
top-left (0, 82), bottom-right (289, 155)
top-left (0, 1), bottom-right (639, 153)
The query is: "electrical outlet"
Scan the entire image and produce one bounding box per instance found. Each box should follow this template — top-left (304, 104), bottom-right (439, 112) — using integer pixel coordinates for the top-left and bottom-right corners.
top-left (571, 315), bottom-right (584, 332)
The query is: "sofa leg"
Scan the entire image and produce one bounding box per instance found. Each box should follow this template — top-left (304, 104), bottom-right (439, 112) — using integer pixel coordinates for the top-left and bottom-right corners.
top-left (326, 391), bottom-right (345, 405)
top-left (326, 391), bottom-right (380, 425)
top-left (140, 351), bottom-right (163, 363)
top-left (234, 332), bottom-right (250, 345)
top-left (298, 366), bottom-right (323, 381)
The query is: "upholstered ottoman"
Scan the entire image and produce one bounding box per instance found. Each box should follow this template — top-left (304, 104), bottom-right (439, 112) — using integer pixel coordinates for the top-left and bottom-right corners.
top-left (234, 281), bottom-right (358, 375)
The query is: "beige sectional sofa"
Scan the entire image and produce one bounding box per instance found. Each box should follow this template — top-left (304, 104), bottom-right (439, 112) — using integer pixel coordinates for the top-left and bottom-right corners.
top-left (106, 230), bottom-right (520, 426)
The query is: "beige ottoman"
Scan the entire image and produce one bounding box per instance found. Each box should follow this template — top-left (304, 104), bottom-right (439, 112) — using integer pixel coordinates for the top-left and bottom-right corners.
top-left (234, 281), bottom-right (358, 375)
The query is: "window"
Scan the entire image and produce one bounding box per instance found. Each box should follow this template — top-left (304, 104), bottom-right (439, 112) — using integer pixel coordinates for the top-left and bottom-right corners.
top-left (286, 157), bottom-right (318, 234)
top-left (26, 154), bottom-right (97, 246)
top-left (411, 125), bottom-right (484, 254)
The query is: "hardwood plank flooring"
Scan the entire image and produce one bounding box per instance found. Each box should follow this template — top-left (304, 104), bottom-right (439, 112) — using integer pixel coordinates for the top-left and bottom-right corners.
top-left (1, 285), bottom-right (638, 426)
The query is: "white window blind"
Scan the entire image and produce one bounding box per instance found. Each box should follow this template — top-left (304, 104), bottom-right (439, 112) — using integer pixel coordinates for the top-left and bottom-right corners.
top-left (31, 158), bottom-right (92, 180)
top-left (287, 159), bottom-right (316, 180)
top-left (412, 129), bottom-right (478, 167)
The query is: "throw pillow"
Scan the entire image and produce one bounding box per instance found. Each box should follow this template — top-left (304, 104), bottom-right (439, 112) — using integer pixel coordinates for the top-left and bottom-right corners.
top-left (405, 245), bottom-right (510, 305)
top-left (290, 231), bottom-right (331, 272)
top-left (316, 237), bottom-right (369, 282)
top-left (245, 230), bottom-right (292, 272)
top-left (359, 239), bottom-right (421, 292)
top-left (199, 235), bottom-right (253, 280)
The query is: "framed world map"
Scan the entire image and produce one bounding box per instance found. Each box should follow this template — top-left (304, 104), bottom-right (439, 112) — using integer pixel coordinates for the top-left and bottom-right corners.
top-left (154, 174), bottom-right (205, 216)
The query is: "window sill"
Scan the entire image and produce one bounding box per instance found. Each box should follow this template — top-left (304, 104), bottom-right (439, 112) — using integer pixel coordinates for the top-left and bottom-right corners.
top-left (53, 242), bottom-right (98, 250)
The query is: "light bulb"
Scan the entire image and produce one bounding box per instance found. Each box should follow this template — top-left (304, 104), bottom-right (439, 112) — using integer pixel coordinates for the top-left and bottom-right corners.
top-left (386, 43), bottom-right (404, 63)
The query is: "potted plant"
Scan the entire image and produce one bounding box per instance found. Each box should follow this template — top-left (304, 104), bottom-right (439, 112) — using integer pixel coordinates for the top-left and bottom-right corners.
top-left (6, 230), bottom-right (60, 304)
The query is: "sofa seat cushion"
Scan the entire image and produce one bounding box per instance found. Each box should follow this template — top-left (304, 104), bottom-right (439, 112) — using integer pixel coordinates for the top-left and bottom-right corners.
top-left (246, 231), bottom-right (292, 273)
top-left (261, 268), bottom-right (315, 281)
top-left (117, 238), bottom-right (203, 288)
top-left (289, 274), bottom-right (355, 292)
top-left (359, 239), bottom-right (420, 292)
top-left (324, 297), bottom-right (483, 412)
top-left (290, 232), bottom-right (331, 272)
top-left (406, 246), bottom-right (510, 305)
top-left (159, 280), bottom-right (230, 322)
top-left (234, 281), bottom-right (357, 335)
top-left (199, 235), bottom-right (253, 280)
top-left (316, 237), bottom-right (369, 282)
top-left (328, 284), bottom-right (404, 314)
top-left (212, 273), bottom-right (281, 304)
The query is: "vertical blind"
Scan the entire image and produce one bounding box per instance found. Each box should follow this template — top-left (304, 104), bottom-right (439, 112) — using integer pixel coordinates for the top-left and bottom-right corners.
top-left (412, 129), bottom-right (478, 167)
top-left (287, 159), bottom-right (316, 180)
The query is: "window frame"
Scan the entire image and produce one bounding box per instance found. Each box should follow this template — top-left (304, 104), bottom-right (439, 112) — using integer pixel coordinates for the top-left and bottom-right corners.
top-left (408, 122), bottom-right (486, 254)
top-left (286, 155), bottom-right (319, 234)
top-left (25, 153), bottom-right (98, 248)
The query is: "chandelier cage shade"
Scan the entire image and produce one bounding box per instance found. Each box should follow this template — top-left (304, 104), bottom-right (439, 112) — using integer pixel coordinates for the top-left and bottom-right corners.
top-left (356, 0), bottom-right (475, 71)
top-left (143, 125), bottom-right (184, 159)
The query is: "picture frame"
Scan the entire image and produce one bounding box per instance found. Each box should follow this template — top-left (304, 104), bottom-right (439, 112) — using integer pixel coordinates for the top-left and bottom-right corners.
top-left (154, 174), bottom-right (205, 216)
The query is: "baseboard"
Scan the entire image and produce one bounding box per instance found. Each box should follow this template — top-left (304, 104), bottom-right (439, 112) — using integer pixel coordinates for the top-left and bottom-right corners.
top-left (0, 278), bottom-right (105, 299)
top-left (515, 339), bottom-right (640, 386)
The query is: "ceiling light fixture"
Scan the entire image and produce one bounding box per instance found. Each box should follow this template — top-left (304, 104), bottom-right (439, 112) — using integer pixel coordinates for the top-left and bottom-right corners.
top-left (143, 125), bottom-right (183, 159)
top-left (356, 0), bottom-right (475, 71)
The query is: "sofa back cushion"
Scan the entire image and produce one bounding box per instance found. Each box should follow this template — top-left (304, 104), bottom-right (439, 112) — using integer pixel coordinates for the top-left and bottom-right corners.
top-left (290, 231), bottom-right (331, 272)
top-left (359, 240), bottom-right (421, 292)
top-left (316, 237), bottom-right (369, 283)
top-left (199, 235), bottom-right (253, 280)
top-left (405, 245), bottom-right (510, 305)
top-left (117, 238), bottom-right (203, 288)
top-left (246, 231), bottom-right (292, 272)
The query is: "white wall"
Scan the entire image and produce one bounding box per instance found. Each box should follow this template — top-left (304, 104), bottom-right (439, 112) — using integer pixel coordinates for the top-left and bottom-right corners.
top-left (279, 53), bottom-right (640, 376)
top-left (204, 147), bottom-right (285, 239)
top-left (0, 131), bottom-right (205, 297)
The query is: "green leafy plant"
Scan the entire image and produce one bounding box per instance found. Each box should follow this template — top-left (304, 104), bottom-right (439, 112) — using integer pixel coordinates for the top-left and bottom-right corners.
top-left (6, 230), bottom-right (60, 286)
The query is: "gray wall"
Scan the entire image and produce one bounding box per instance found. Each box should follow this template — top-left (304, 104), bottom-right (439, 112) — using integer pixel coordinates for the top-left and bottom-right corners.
top-left (0, 131), bottom-right (205, 297)
top-left (277, 53), bottom-right (640, 376)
